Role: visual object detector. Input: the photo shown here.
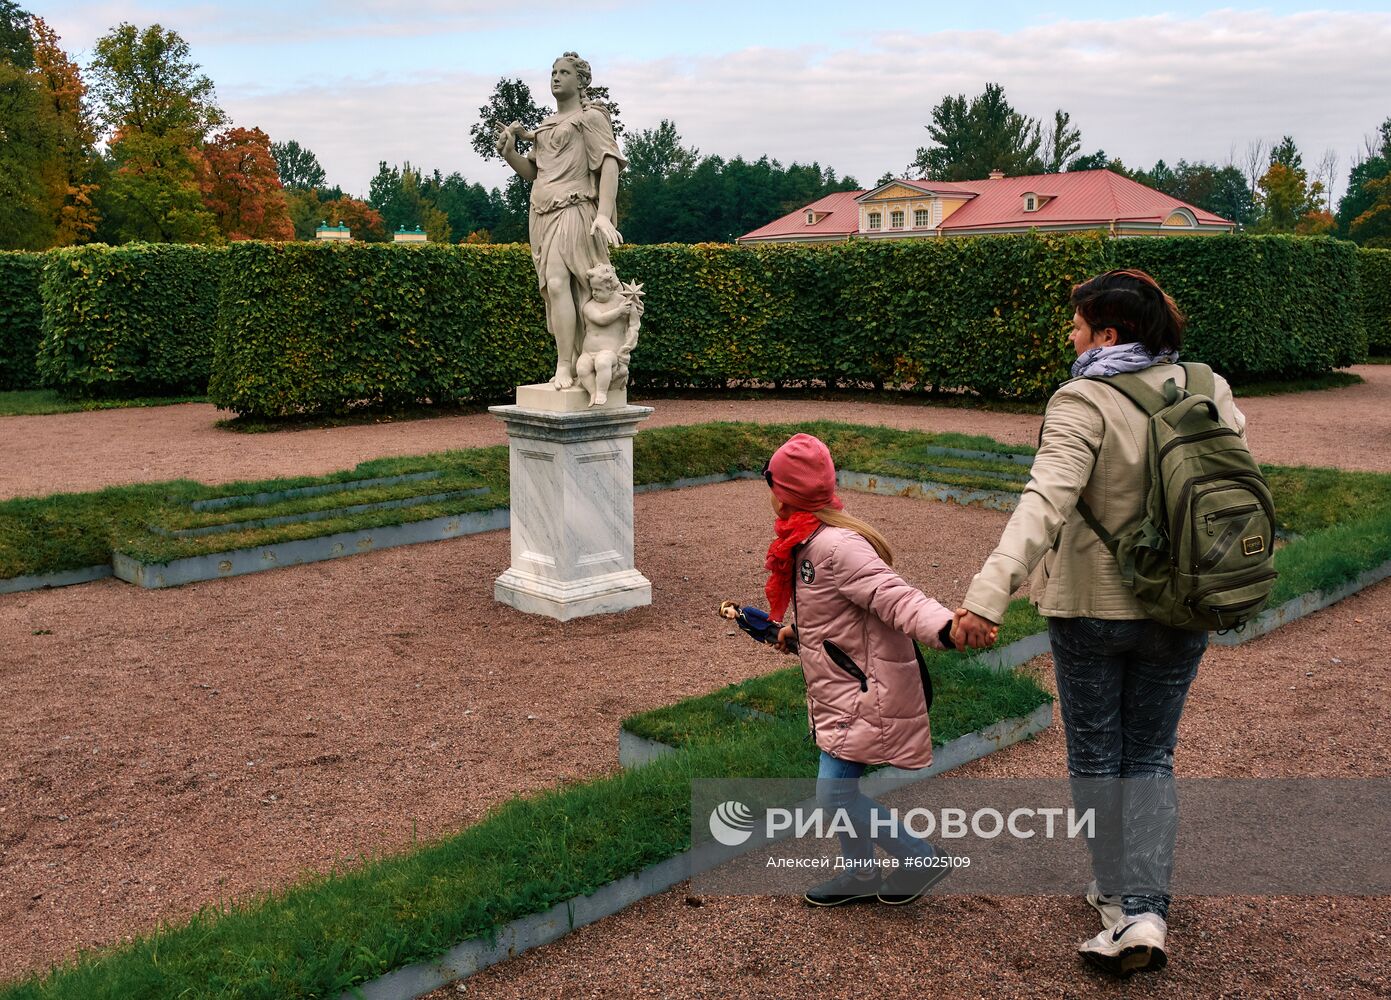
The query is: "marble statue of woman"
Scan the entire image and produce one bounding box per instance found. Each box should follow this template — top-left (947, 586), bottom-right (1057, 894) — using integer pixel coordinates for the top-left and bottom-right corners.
top-left (496, 52), bottom-right (626, 390)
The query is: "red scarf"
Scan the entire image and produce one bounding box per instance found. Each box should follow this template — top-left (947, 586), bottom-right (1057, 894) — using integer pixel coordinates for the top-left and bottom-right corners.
top-left (764, 511), bottom-right (821, 622)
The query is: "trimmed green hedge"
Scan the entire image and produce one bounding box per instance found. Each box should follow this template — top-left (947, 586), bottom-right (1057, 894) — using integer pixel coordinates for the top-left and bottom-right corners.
top-left (36, 244), bottom-right (225, 398)
top-left (1113, 235), bottom-right (1367, 375)
top-left (209, 234), bottom-right (1368, 418)
top-left (210, 242), bottom-right (550, 416)
top-left (0, 252), bottom-right (45, 391)
top-left (1359, 247), bottom-right (1391, 355)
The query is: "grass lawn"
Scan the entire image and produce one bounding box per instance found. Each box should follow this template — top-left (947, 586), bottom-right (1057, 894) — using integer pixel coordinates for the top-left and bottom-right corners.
top-left (0, 389), bottom-right (207, 417)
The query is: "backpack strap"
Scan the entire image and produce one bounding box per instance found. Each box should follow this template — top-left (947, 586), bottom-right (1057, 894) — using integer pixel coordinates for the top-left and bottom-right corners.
top-left (1180, 361), bottom-right (1215, 400)
top-left (1081, 371), bottom-right (1169, 416)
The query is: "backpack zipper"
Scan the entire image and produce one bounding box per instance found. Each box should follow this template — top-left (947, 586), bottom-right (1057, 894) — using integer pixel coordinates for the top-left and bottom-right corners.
top-left (1155, 426), bottom-right (1240, 466)
top-left (1184, 570), bottom-right (1280, 609)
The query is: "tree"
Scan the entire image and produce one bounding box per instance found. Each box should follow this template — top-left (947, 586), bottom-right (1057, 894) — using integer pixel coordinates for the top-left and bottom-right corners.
top-left (584, 83), bottom-right (623, 137)
top-left (421, 169), bottom-right (504, 243)
top-left (88, 22), bottom-right (222, 141)
top-left (469, 77), bottom-right (546, 241)
top-left (88, 23), bottom-right (222, 243)
top-left (1338, 118), bottom-right (1391, 245)
top-left (200, 126), bottom-right (292, 240)
top-left (1256, 160), bottom-right (1322, 233)
top-left (30, 16), bottom-right (98, 244)
top-left (0, 1), bottom-right (56, 248)
top-left (282, 185), bottom-right (322, 240)
top-left (469, 77), bottom-right (545, 163)
top-left (623, 119), bottom-right (697, 180)
top-left (319, 196), bottom-right (384, 242)
top-left (912, 83), bottom-right (1043, 181)
top-left (1067, 149), bottom-right (1111, 172)
top-left (269, 138), bottom-right (325, 190)
top-left (1041, 109), bottom-right (1081, 174)
top-left (1269, 135), bottom-right (1301, 171)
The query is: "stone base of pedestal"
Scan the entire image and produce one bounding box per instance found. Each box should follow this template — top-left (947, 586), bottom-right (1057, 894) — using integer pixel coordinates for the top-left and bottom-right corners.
top-left (494, 566), bottom-right (652, 621)
top-left (489, 400), bottom-right (654, 622)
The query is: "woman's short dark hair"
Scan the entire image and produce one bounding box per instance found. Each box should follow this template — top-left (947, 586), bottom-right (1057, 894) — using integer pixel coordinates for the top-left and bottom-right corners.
top-left (1070, 268), bottom-right (1186, 354)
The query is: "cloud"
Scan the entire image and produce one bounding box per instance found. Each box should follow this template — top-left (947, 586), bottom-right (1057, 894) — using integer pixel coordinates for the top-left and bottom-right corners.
top-left (213, 9), bottom-right (1390, 199)
top-left (42, 0), bottom-right (634, 48)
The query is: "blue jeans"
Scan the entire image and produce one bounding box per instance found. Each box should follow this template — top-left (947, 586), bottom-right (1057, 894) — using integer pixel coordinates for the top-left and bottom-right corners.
top-left (1049, 616), bottom-right (1207, 920)
top-left (816, 751), bottom-right (935, 869)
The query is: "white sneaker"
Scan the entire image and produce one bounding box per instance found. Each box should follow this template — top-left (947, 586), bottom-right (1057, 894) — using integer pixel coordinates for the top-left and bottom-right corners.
top-left (1078, 912), bottom-right (1168, 978)
top-left (1086, 880), bottom-right (1124, 930)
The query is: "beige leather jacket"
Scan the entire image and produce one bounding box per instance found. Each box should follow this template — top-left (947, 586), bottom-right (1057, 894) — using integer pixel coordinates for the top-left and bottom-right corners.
top-left (962, 363), bottom-right (1248, 623)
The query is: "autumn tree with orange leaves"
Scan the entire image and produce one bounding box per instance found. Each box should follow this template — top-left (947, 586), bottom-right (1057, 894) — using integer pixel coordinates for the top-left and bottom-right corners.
top-left (200, 126), bottom-right (293, 241)
top-left (319, 196), bottom-right (386, 242)
top-left (30, 15), bottom-right (99, 244)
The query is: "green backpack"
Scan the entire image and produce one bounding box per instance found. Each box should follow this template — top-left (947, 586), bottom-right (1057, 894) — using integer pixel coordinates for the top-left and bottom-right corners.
top-left (1073, 362), bottom-right (1278, 632)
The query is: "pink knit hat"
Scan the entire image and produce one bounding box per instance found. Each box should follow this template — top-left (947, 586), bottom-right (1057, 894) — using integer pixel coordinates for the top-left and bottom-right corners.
top-left (766, 433), bottom-right (843, 512)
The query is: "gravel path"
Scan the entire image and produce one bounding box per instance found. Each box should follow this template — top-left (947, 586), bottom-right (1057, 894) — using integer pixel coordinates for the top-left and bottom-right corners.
top-left (442, 581), bottom-right (1391, 999)
top-left (3, 365), bottom-right (1388, 501)
top-left (2, 370), bottom-right (1388, 994)
top-left (0, 484), bottom-right (1009, 980)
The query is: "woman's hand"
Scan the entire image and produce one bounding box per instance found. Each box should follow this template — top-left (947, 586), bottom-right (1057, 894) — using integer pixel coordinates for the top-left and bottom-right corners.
top-left (589, 214), bottom-right (623, 246)
top-left (951, 608), bottom-right (999, 649)
top-left (774, 624), bottom-right (797, 654)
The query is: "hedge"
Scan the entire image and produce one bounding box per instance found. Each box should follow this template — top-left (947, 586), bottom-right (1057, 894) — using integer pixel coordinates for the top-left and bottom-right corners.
top-left (1112, 235), bottom-right (1367, 375)
top-left (206, 233), bottom-right (1370, 418)
top-left (209, 242), bottom-right (550, 415)
top-left (36, 243), bottom-right (225, 398)
top-left (1360, 247), bottom-right (1391, 355)
top-left (0, 252), bottom-right (45, 391)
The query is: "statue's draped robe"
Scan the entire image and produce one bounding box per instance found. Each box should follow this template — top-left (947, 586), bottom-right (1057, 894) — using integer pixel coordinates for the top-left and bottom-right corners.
top-left (527, 106), bottom-right (626, 372)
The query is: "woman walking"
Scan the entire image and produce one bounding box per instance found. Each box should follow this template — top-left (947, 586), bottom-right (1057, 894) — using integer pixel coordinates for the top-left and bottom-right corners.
top-left (953, 270), bottom-right (1248, 977)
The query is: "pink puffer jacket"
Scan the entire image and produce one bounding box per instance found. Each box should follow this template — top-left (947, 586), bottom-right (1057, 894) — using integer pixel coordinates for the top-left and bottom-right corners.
top-left (791, 526), bottom-right (954, 769)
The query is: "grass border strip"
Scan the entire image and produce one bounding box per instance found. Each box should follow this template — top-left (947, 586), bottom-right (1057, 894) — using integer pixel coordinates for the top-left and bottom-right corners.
top-left (0, 564), bottom-right (112, 594)
top-left (836, 470), bottom-right (1022, 511)
top-left (189, 471), bottom-right (445, 512)
top-left (151, 489), bottom-right (493, 539)
top-left (344, 702), bottom-right (1052, 1000)
top-left (111, 510), bottom-right (510, 588)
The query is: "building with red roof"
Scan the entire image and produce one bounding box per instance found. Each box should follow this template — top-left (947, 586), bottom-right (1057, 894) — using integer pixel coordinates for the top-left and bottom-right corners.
top-left (737, 169), bottom-right (1233, 244)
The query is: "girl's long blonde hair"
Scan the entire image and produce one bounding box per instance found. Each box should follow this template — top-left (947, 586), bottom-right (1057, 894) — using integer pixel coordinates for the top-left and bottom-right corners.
top-left (813, 506), bottom-right (894, 565)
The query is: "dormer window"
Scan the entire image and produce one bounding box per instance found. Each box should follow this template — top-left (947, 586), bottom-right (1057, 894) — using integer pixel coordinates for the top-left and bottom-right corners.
top-left (1024, 194), bottom-right (1038, 212)
top-left (806, 211), bottom-right (816, 225)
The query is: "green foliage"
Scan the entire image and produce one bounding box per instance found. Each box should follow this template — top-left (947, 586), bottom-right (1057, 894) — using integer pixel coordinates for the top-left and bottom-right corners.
top-left (0, 251), bottom-right (43, 389)
top-left (623, 650), bottom-right (1051, 750)
top-left (1111, 235), bottom-right (1367, 375)
top-left (36, 242), bottom-right (224, 397)
top-left (209, 241), bottom-right (550, 416)
top-left (205, 233), bottom-right (1366, 417)
top-left (912, 83), bottom-right (1045, 181)
top-left (1359, 248), bottom-right (1391, 354)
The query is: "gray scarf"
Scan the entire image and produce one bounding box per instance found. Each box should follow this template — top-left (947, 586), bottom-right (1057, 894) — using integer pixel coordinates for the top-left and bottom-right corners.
top-left (1070, 343), bottom-right (1179, 379)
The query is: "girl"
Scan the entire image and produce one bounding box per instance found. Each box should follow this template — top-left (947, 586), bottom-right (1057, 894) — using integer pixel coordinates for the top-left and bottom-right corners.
top-left (762, 432), bottom-right (995, 906)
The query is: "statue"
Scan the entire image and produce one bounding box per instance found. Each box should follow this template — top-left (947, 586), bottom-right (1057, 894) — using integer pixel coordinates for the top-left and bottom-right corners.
top-left (577, 265), bottom-right (643, 406)
top-left (496, 52), bottom-right (640, 404)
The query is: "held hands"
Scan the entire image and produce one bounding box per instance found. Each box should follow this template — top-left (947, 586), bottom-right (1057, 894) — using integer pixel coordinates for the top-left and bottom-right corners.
top-left (951, 608), bottom-right (999, 650)
top-left (774, 623), bottom-right (797, 655)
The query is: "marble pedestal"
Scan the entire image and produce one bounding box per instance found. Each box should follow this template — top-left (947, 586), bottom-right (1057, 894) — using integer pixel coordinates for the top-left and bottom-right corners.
top-left (490, 386), bottom-right (653, 621)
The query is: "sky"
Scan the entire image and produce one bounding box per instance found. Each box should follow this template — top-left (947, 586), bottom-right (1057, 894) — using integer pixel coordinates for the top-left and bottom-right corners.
top-left (32, 1), bottom-right (1391, 203)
